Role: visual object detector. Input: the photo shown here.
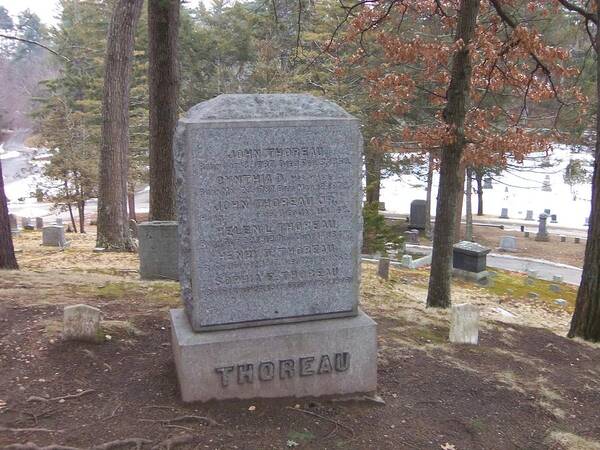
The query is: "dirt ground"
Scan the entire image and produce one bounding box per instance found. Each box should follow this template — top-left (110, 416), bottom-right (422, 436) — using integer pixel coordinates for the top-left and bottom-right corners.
top-left (1, 231), bottom-right (599, 449)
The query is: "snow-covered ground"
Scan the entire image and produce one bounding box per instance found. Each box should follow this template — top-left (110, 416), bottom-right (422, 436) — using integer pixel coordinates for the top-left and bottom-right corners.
top-left (380, 144), bottom-right (593, 229)
top-left (0, 142), bottom-right (22, 160)
top-left (2, 135), bottom-right (595, 230)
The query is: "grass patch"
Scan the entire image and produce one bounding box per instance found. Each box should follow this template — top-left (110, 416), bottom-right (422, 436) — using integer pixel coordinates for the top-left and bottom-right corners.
top-left (94, 282), bottom-right (142, 300)
top-left (483, 269), bottom-right (577, 312)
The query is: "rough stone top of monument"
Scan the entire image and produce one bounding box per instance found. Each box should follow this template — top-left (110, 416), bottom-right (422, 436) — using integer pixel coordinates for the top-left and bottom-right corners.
top-left (453, 241), bottom-right (491, 256)
top-left (181, 94), bottom-right (354, 122)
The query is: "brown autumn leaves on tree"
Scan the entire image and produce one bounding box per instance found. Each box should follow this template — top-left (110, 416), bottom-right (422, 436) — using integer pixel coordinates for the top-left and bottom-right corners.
top-left (335, 1), bottom-right (581, 307)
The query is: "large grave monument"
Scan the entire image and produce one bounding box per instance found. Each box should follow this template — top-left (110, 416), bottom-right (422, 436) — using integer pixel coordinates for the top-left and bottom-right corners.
top-left (171, 94), bottom-right (377, 402)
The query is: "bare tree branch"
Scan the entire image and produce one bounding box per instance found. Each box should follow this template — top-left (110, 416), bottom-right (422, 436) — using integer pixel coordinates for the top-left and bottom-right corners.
top-left (0, 33), bottom-right (70, 61)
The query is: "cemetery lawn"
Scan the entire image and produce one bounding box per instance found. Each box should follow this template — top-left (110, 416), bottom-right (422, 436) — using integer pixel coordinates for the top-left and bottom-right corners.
top-left (1, 231), bottom-right (600, 449)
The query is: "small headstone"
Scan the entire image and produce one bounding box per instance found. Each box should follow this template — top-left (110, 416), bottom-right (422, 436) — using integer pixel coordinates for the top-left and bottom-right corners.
top-left (549, 284), bottom-right (561, 293)
top-left (21, 217), bottom-right (30, 228)
top-left (377, 257), bottom-right (390, 280)
top-left (560, 235), bottom-right (566, 242)
top-left (574, 237), bottom-right (581, 244)
top-left (524, 231), bottom-right (530, 238)
top-left (35, 217), bottom-right (44, 230)
top-left (527, 269), bottom-right (538, 278)
top-left (544, 208), bottom-right (551, 215)
top-left (403, 229), bottom-right (420, 245)
top-left (449, 304), bottom-right (479, 345)
top-left (542, 175), bottom-right (552, 192)
top-left (63, 304), bottom-right (102, 342)
top-left (550, 214), bottom-right (557, 223)
top-left (520, 225), bottom-right (525, 232)
top-left (42, 225), bottom-right (67, 247)
top-left (483, 177), bottom-right (493, 189)
top-left (525, 210), bottom-right (534, 221)
top-left (499, 236), bottom-right (517, 252)
top-left (553, 275), bottom-right (563, 283)
top-left (401, 254), bottom-right (414, 269)
top-left (378, 201), bottom-right (386, 211)
top-left (55, 217), bottom-right (63, 226)
top-left (138, 221), bottom-right (179, 281)
top-left (500, 208), bottom-right (509, 219)
top-left (504, 186), bottom-right (509, 193)
top-left (555, 299), bottom-right (567, 306)
top-left (129, 219), bottom-right (138, 239)
top-left (535, 214), bottom-right (549, 242)
top-left (409, 199), bottom-right (427, 230)
top-left (9, 213), bottom-right (18, 230)
top-left (412, 253), bottom-right (432, 269)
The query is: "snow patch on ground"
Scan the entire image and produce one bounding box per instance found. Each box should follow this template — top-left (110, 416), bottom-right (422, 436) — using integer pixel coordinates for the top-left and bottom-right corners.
top-left (380, 144), bottom-right (593, 229)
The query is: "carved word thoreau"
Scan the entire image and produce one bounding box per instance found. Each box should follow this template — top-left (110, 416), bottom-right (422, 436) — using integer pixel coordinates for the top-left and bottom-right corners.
top-left (215, 352), bottom-right (350, 387)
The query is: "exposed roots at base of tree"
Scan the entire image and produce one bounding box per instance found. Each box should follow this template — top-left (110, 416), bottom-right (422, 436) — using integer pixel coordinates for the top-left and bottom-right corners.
top-left (0, 436), bottom-right (200, 450)
top-left (26, 390), bottom-right (96, 404)
top-left (139, 415), bottom-right (220, 427)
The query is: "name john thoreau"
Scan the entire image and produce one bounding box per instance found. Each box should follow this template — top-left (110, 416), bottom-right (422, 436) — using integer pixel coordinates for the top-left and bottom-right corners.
top-left (215, 352), bottom-right (350, 387)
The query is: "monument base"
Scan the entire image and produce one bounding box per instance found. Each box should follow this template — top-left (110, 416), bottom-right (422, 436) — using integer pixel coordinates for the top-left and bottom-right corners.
top-left (170, 308), bottom-right (377, 402)
top-left (452, 268), bottom-right (489, 282)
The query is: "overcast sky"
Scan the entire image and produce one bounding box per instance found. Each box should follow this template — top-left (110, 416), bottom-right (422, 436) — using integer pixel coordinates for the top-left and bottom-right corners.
top-left (0, 1), bottom-right (207, 26)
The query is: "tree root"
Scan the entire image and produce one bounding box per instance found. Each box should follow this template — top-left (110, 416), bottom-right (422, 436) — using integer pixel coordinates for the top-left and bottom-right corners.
top-left (139, 415), bottom-right (220, 427)
top-left (0, 426), bottom-right (63, 433)
top-left (285, 406), bottom-right (355, 438)
top-left (27, 390), bottom-right (96, 403)
top-left (150, 434), bottom-right (195, 450)
top-left (2, 444), bottom-right (78, 450)
top-left (91, 438), bottom-right (152, 450)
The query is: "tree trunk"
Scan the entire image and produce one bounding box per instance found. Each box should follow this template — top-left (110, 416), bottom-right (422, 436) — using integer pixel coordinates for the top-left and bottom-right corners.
top-left (96, 0), bottom-right (143, 251)
top-left (128, 191), bottom-right (136, 221)
top-left (426, 0), bottom-right (479, 308)
top-left (67, 202), bottom-right (78, 233)
top-left (475, 169), bottom-right (484, 215)
top-left (425, 151), bottom-right (434, 236)
top-left (465, 167), bottom-right (473, 241)
top-left (78, 200), bottom-right (85, 234)
top-left (365, 148), bottom-right (382, 205)
top-left (0, 159), bottom-right (18, 270)
top-left (148, 0), bottom-right (179, 221)
top-left (454, 165), bottom-right (466, 242)
top-left (568, 2), bottom-right (600, 341)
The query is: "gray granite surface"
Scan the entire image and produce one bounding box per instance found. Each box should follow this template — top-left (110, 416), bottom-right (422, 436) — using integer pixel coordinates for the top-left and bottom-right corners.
top-left (174, 94), bottom-right (363, 331)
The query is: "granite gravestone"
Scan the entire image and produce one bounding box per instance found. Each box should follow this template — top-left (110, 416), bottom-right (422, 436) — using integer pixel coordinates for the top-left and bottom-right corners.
top-left (535, 213), bottom-right (550, 242)
top-left (171, 94), bottom-right (377, 402)
top-left (409, 199), bottom-right (427, 229)
top-left (525, 210), bottom-right (534, 221)
top-left (9, 214), bottom-right (18, 234)
top-left (452, 241), bottom-right (490, 281)
top-left (500, 208), bottom-right (509, 219)
top-left (499, 236), bottom-right (517, 251)
top-left (138, 221), bottom-right (179, 281)
top-left (42, 225), bottom-right (67, 247)
top-left (35, 217), bottom-right (44, 230)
